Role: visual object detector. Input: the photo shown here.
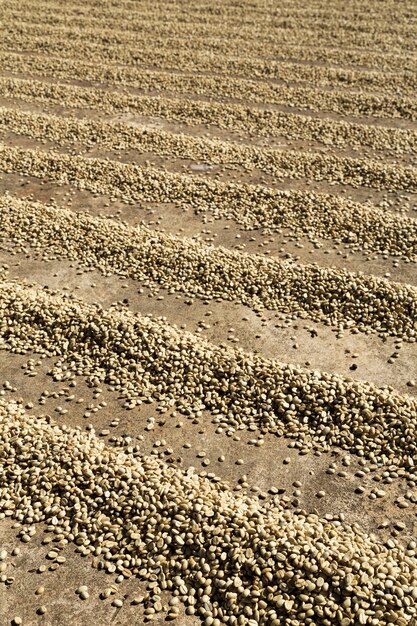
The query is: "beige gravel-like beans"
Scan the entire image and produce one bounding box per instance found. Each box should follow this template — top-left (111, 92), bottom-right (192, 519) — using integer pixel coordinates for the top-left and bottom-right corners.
top-left (2, 51), bottom-right (416, 121)
top-left (1, 194), bottom-right (416, 339)
top-left (6, 0), bottom-right (414, 35)
top-left (0, 279), bottom-right (416, 471)
top-left (2, 107), bottom-right (417, 192)
top-left (4, 2), bottom-right (416, 53)
top-left (2, 76), bottom-right (416, 156)
top-left (0, 401), bottom-right (416, 626)
top-left (0, 1), bottom-right (416, 623)
top-left (1, 145), bottom-right (416, 260)
top-left (3, 35), bottom-right (417, 97)
top-left (3, 24), bottom-right (417, 77)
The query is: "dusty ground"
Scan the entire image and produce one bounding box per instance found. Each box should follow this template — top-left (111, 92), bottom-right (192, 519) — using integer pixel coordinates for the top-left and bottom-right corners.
top-left (0, 0), bottom-right (416, 624)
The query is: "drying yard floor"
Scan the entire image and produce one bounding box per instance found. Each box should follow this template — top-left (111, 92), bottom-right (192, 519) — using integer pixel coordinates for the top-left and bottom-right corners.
top-left (0, 1), bottom-right (416, 625)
